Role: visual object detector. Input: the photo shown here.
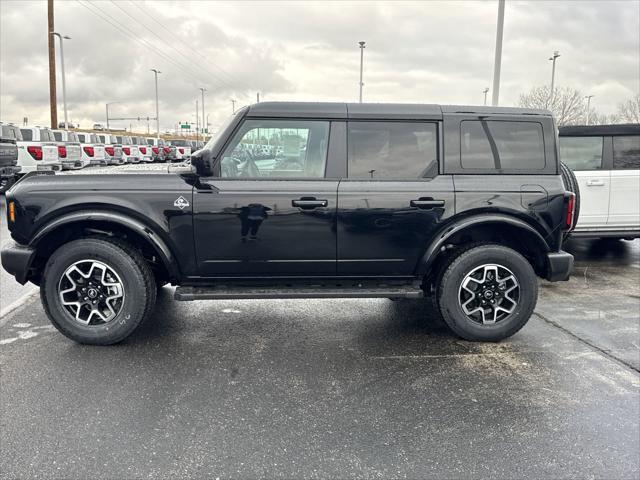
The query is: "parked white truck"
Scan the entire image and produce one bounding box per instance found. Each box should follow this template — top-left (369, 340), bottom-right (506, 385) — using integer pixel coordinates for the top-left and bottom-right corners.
top-left (76, 132), bottom-right (107, 166)
top-left (51, 130), bottom-right (85, 169)
top-left (18, 127), bottom-right (62, 174)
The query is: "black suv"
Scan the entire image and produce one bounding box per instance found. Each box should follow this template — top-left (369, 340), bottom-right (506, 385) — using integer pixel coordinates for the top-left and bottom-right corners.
top-left (0, 123), bottom-right (22, 193)
top-left (1, 102), bottom-right (575, 345)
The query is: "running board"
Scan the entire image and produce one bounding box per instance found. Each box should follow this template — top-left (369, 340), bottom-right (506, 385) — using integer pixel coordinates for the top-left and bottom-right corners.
top-left (174, 285), bottom-right (424, 301)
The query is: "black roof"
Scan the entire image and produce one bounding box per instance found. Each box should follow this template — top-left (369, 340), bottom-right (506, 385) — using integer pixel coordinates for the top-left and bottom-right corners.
top-left (559, 124), bottom-right (640, 136)
top-left (246, 102), bottom-right (552, 120)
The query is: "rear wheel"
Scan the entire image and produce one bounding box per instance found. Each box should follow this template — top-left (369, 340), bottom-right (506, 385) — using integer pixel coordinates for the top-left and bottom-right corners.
top-left (41, 237), bottom-right (156, 345)
top-left (437, 245), bottom-right (538, 341)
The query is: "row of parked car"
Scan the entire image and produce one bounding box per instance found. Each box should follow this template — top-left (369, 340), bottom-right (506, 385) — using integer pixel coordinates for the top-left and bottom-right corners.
top-left (0, 122), bottom-right (204, 191)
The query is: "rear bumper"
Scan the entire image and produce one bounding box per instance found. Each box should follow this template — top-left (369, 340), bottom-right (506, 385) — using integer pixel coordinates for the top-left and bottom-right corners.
top-left (545, 251), bottom-right (574, 282)
top-left (1, 241), bottom-right (36, 285)
top-left (62, 160), bottom-right (83, 170)
top-left (0, 165), bottom-right (21, 177)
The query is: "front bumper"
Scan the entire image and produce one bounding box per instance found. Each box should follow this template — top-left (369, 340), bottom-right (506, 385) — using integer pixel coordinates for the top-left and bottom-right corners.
top-left (545, 250), bottom-right (574, 282)
top-left (1, 241), bottom-right (36, 284)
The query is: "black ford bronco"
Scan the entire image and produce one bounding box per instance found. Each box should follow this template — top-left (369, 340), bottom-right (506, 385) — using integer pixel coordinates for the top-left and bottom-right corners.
top-left (1, 102), bottom-right (576, 345)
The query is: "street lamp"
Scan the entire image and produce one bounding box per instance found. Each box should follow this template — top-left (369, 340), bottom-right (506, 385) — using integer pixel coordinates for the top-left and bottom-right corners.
top-left (491, 0), bottom-right (505, 106)
top-left (548, 50), bottom-right (560, 107)
top-left (585, 95), bottom-right (594, 125)
top-left (105, 101), bottom-right (120, 132)
top-left (231, 99), bottom-right (236, 114)
top-left (358, 41), bottom-right (366, 103)
top-left (483, 87), bottom-right (489, 106)
top-left (199, 87), bottom-right (206, 136)
top-left (52, 32), bottom-right (71, 129)
top-left (150, 69), bottom-right (161, 139)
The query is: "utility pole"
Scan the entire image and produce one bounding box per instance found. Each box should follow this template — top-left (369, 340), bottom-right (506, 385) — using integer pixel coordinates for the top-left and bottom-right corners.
top-left (548, 51), bottom-right (560, 107)
top-left (231, 99), bottom-right (236, 113)
top-left (256, 92), bottom-right (260, 103)
top-left (584, 95), bottom-right (594, 125)
top-left (151, 69), bottom-right (161, 139)
top-left (491, 0), bottom-right (505, 106)
top-left (47, 0), bottom-right (58, 129)
top-left (199, 87), bottom-right (206, 136)
top-left (358, 41), bottom-right (366, 103)
top-left (52, 33), bottom-right (70, 130)
top-left (483, 87), bottom-right (489, 106)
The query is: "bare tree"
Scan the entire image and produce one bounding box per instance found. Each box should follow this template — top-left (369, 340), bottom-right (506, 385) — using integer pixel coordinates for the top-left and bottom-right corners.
top-left (518, 86), bottom-right (586, 125)
top-left (616, 94), bottom-right (640, 123)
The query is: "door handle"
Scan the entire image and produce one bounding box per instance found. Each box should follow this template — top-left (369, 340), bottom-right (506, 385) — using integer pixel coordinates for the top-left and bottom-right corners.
top-left (586, 179), bottom-right (605, 186)
top-left (292, 198), bottom-right (328, 209)
top-left (410, 199), bottom-right (445, 209)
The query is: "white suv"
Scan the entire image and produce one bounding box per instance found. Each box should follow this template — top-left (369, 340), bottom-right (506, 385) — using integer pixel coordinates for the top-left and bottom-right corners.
top-left (559, 124), bottom-right (640, 239)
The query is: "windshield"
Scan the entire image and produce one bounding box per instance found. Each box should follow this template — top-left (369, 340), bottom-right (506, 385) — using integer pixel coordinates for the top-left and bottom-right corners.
top-left (204, 112), bottom-right (237, 150)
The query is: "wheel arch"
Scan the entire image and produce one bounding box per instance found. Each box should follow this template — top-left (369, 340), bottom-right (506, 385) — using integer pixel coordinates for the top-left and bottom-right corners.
top-left (27, 210), bottom-right (180, 284)
top-left (417, 214), bottom-right (552, 284)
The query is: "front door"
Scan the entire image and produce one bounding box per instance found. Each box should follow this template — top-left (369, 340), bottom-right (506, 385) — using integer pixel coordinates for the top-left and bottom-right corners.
top-left (193, 119), bottom-right (338, 277)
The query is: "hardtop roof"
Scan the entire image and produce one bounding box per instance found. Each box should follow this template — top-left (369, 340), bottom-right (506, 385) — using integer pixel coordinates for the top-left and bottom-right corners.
top-left (559, 124), bottom-right (640, 136)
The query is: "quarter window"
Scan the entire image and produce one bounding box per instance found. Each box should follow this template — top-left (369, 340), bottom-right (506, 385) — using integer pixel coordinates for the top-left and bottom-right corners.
top-left (559, 136), bottom-right (603, 170)
top-left (461, 120), bottom-right (545, 171)
top-left (347, 122), bottom-right (438, 179)
top-left (613, 135), bottom-right (640, 170)
top-left (220, 120), bottom-right (330, 178)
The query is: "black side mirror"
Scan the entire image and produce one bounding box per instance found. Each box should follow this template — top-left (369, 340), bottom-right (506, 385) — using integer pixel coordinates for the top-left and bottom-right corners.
top-left (191, 148), bottom-right (214, 176)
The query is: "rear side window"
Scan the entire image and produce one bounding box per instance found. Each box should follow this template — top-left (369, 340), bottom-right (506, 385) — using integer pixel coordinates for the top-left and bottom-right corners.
top-left (559, 136), bottom-right (603, 170)
top-left (613, 136), bottom-right (640, 169)
top-left (347, 122), bottom-right (438, 179)
top-left (20, 129), bottom-right (33, 141)
top-left (461, 120), bottom-right (545, 171)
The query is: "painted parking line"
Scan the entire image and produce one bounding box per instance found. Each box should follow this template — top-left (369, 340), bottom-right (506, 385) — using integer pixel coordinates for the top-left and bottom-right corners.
top-left (0, 287), bottom-right (39, 326)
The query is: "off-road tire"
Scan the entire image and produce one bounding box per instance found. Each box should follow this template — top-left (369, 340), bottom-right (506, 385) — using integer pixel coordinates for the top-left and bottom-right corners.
top-left (41, 237), bottom-right (156, 345)
top-left (437, 244), bottom-right (538, 342)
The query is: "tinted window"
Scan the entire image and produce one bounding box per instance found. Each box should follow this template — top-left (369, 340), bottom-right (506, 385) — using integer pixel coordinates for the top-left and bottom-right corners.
top-left (348, 122), bottom-right (437, 179)
top-left (613, 135), bottom-right (640, 169)
top-left (39, 129), bottom-right (53, 141)
top-left (91, 134), bottom-right (100, 143)
top-left (77, 134), bottom-right (86, 142)
top-left (146, 138), bottom-right (154, 145)
top-left (20, 129), bottom-right (33, 141)
top-left (221, 120), bottom-right (330, 178)
top-left (53, 131), bottom-right (63, 141)
top-left (461, 120), bottom-right (545, 170)
top-left (2, 126), bottom-right (20, 140)
top-left (68, 132), bottom-right (78, 142)
top-left (559, 136), bottom-right (603, 170)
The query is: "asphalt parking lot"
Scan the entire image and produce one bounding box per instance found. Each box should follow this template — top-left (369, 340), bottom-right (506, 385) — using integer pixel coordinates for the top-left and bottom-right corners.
top-left (1, 183), bottom-right (639, 479)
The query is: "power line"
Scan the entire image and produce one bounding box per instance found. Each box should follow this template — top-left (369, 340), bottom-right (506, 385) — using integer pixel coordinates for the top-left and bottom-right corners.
top-left (109, 0), bottom-right (239, 93)
top-left (76, 0), bottom-right (210, 88)
top-left (128, 0), bottom-right (252, 96)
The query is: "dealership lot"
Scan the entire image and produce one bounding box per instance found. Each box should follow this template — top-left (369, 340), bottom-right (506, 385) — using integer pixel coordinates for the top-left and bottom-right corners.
top-left (1, 187), bottom-right (638, 478)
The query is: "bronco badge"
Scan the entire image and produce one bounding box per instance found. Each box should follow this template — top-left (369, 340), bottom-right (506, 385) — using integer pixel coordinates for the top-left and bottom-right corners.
top-left (173, 196), bottom-right (189, 209)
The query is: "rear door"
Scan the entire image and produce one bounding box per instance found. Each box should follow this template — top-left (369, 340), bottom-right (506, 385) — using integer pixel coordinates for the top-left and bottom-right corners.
top-left (559, 135), bottom-right (609, 227)
top-left (607, 135), bottom-right (640, 228)
top-left (337, 120), bottom-right (454, 276)
top-left (193, 118), bottom-right (339, 277)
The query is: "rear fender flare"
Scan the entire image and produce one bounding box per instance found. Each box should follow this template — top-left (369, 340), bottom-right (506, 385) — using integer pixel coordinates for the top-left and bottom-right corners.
top-left (416, 214), bottom-right (551, 275)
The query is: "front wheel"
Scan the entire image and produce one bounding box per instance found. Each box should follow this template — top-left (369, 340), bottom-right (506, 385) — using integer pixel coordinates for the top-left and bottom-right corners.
top-left (41, 238), bottom-right (156, 345)
top-left (437, 245), bottom-right (538, 342)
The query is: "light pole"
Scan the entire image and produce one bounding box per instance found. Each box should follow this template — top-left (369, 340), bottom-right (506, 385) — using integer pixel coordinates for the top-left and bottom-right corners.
top-left (585, 95), bottom-right (594, 125)
top-left (483, 87), bottom-right (489, 106)
top-left (548, 51), bottom-right (560, 107)
top-left (105, 101), bottom-right (120, 132)
top-left (231, 99), bottom-right (236, 114)
top-left (150, 69), bottom-right (161, 139)
top-left (52, 32), bottom-right (71, 129)
top-left (358, 41), bottom-right (366, 103)
top-left (199, 87), bottom-right (206, 136)
top-left (195, 100), bottom-right (199, 143)
top-left (491, 0), bottom-right (505, 106)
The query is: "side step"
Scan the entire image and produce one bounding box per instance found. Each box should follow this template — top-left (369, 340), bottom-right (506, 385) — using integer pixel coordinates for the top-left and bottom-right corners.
top-left (174, 285), bottom-right (424, 301)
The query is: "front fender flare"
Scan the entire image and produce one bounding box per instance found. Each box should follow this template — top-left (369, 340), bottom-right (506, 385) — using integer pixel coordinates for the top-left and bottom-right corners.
top-left (416, 214), bottom-right (551, 275)
top-left (30, 210), bottom-right (180, 280)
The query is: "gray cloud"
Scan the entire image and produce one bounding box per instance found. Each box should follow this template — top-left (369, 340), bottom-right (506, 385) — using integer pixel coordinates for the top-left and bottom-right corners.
top-left (1, 0), bottom-right (638, 132)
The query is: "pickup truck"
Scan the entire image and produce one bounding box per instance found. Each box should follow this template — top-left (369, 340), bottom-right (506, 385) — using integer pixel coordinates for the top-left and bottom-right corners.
top-left (146, 137), bottom-right (167, 162)
top-left (0, 123), bottom-right (22, 192)
top-left (169, 139), bottom-right (192, 161)
top-left (51, 129), bottom-right (84, 169)
top-left (1, 102), bottom-right (576, 346)
top-left (96, 134), bottom-right (124, 165)
top-left (76, 132), bottom-right (107, 166)
top-left (18, 127), bottom-right (62, 174)
top-left (115, 135), bottom-right (141, 163)
top-left (132, 136), bottom-right (153, 162)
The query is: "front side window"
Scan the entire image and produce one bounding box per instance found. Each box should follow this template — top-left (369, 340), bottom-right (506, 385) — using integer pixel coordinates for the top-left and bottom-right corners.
top-left (559, 136), bottom-right (603, 170)
top-left (220, 120), bottom-right (330, 178)
top-left (613, 135), bottom-right (640, 170)
top-left (348, 122), bottom-right (438, 179)
top-left (461, 120), bottom-right (545, 171)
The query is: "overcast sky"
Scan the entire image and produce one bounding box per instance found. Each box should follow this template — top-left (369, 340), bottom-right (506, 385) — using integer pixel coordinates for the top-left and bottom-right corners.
top-left (1, 0), bottom-right (638, 133)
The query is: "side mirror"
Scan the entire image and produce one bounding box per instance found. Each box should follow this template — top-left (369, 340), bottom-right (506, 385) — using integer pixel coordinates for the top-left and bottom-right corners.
top-left (190, 148), bottom-right (214, 176)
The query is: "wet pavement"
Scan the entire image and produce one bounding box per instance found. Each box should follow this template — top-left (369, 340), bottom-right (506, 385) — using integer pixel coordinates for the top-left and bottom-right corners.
top-left (0, 236), bottom-right (638, 478)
